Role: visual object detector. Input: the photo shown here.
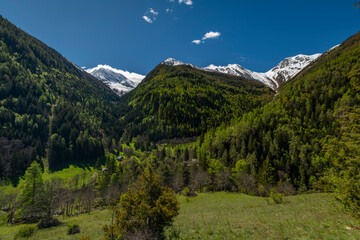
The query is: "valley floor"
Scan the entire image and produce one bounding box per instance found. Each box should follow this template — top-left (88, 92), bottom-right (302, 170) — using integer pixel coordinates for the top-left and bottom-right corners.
top-left (1, 193), bottom-right (360, 240)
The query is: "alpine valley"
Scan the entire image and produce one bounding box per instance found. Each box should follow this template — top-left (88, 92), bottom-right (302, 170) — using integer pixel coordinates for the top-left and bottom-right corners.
top-left (1, 7), bottom-right (360, 240)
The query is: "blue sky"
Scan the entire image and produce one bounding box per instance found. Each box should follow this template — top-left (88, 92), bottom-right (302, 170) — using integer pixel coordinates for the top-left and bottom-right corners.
top-left (0, 0), bottom-right (359, 74)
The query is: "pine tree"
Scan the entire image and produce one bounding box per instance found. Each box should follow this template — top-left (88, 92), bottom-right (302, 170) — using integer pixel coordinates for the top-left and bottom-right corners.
top-left (19, 161), bottom-right (46, 222)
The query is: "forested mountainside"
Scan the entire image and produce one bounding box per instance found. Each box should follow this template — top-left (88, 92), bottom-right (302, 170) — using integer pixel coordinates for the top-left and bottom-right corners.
top-left (196, 32), bottom-right (360, 192)
top-left (0, 16), bottom-right (123, 182)
top-left (118, 64), bottom-right (275, 144)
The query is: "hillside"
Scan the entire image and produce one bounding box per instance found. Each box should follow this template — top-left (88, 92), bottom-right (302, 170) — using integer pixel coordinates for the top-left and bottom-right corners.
top-left (118, 63), bottom-right (275, 143)
top-left (0, 16), bottom-right (123, 182)
top-left (196, 32), bottom-right (360, 191)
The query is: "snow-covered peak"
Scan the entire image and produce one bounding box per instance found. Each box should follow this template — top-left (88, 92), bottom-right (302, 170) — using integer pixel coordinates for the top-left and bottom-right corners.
top-left (264, 53), bottom-right (321, 86)
top-left (203, 52), bottom-right (324, 89)
top-left (161, 58), bottom-right (193, 67)
top-left (86, 65), bottom-right (145, 96)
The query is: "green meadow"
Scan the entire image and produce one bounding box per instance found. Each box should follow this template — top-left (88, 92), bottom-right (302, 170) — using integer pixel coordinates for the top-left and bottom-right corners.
top-left (1, 192), bottom-right (360, 240)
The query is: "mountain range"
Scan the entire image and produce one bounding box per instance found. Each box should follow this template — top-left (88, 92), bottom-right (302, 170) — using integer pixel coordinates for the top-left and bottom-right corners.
top-left (87, 52), bottom-right (326, 95)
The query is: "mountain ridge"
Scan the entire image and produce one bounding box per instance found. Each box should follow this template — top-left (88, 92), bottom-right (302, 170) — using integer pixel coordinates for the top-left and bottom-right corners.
top-left (162, 53), bottom-right (322, 89)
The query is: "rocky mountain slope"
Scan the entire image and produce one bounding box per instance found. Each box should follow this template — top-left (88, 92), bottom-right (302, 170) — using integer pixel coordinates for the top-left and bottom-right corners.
top-left (86, 65), bottom-right (145, 96)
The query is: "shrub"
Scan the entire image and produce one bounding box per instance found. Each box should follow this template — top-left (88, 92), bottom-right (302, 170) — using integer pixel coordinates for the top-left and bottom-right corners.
top-left (37, 218), bottom-right (61, 229)
top-left (267, 191), bottom-right (285, 205)
top-left (0, 211), bottom-right (6, 225)
top-left (14, 226), bottom-right (35, 239)
top-left (276, 181), bottom-right (296, 196)
top-left (67, 223), bottom-right (80, 235)
top-left (182, 187), bottom-right (190, 196)
top-left (103, 165), bottom-right (179, 240)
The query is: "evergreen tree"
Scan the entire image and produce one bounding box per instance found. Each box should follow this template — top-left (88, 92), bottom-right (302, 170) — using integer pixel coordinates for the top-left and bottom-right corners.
top-left (19, 161), bottom-right (46, 222)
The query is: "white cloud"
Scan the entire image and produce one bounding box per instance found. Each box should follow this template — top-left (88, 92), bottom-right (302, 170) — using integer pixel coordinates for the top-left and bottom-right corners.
top-left (166, 8), bottom-right (173, 13)
top-left (149, 8), bottom-right (158, 15)
top-left (192, 31), bottom-right (221, 45)
top-left (178, 0), bottom-right (193, 5)
top-left (202, 31), bottom-right (221, 40)
top-left (142, 16), bottom-right (153, 23)
top-left (142, 8), bottom-right (158, 24)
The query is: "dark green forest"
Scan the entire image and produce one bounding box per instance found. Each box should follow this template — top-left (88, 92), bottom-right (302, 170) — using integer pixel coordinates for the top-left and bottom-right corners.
top-left (118, 64), bottom-right (274, 143)
top-left (195, 32), bottom-right (360, 192)
top-left (0, 16), bottom-right (124, 182)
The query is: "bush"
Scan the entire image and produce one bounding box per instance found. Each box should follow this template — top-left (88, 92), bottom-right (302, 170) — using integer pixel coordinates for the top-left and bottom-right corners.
top-left (103, 165), bottom-right (179, 240)
top-left (182, 187), bottom-right (190, 196)
top-left (14, 226), bottom-right (36, 239)
top-left (276, 181), bottom-right (296, 196)
top-left (67, 223), bottom-right (80, 235)
top-left (0, 211), bottom-right (6, 225)
top-left (37, 218), bottom-right (61, 229)
top-left (267, 191), bottom-right (285, 205)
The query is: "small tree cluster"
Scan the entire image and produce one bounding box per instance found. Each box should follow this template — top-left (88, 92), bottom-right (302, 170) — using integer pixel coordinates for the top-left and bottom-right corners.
top-left (103, 165), bottom-right (179, 240)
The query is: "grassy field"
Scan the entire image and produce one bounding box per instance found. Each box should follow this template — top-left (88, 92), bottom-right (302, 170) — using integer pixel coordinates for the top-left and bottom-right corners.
top-left (1, 193), bottom-right (360, 240)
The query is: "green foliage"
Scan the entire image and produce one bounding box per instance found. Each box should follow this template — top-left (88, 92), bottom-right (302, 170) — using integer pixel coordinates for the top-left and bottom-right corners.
top-left (0, 16), bottom-right (122, 182)
top-left (267, 190), bottom-right (285, 204)
top-left (103, 165), bottom-right (180, 240)
top-left (67, 223), bottom-right (80, 235)
top-left (119, 64), bottom-right (274, 143)
top-left (14, 226), bottom-right (35, 239)
top-left (0, 211), bottom-right (6, 225)
top-left (182, 187), bottom-right (190, 196)
top-left (196, 32), bottom-right (360, 192)
top-left (19, 161), bottom-right (46, 222)
top-left (322, 108), bottom-right (360, 218)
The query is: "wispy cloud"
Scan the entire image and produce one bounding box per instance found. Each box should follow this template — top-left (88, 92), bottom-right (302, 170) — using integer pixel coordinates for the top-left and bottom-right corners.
top-left (149, 8), bottom-right (159, 16)
top-left (166, 8), bottom-right (173, 13)
top-left (192, 31), bottom-right (221, 45)
top-left (142, 8), bottom-right (159, 24)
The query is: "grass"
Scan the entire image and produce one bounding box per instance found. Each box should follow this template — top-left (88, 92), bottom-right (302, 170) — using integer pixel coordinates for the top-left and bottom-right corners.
top-left (1, 193), bottom-right (360, 239)
top-left (170, 192), bottom-right (360, 240)
top-left (0, 210), bottom-right (110, 240)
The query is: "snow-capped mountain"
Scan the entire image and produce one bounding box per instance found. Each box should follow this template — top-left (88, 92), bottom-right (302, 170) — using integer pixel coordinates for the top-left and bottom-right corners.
top-left (204, 53), bottom-right (321, 89)
top-left (162, 53), bottom-right (323, 89)
top-left (204, 64), bottom-right (276, 89)
top-left (161, 58), bottom-right (195, 67)
top-left (264, 54), bottom-right (321, 87)
top-left (86, 65), bottom-right (145, 96)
